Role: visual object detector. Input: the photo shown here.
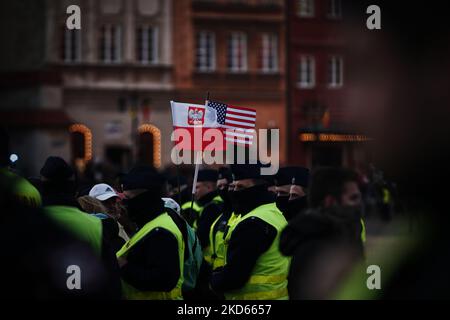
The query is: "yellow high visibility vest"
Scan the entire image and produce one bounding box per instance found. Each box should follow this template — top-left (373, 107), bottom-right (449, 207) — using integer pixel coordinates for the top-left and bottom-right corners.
top-left (116, 212), bottom-right (184, 300)
top-left (45, 205), bottom-right (102, 255)
top-left (1, 168), bottom-right (41, 208)
top-left (193, 195), bottom-right (223, 230)
top-left (223, 203), bottom-right (290, 300)
top-left (205, 212), bottom-right (240, 269)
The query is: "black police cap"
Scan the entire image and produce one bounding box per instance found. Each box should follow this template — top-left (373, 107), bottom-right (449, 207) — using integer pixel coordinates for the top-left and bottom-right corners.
top-left (218, 167), bottom-right (232, 182)
top-left (122, 165), bottom-right (166, 191)
top-left (230, 162), bottom-right (271, 181)
top-left (197, 169), bottom-right (218, 183)
top-left (40, 156), bottom-right (74, 181)
top-left (167, 175), bottom-right (187, 188)
top-left (274, 166), bottom-right (310, 188)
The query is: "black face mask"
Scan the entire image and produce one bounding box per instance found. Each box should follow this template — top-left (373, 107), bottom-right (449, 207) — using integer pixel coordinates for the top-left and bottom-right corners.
top-left (275, 195), bottom-right (290, 213)
top-left (277, 195), bottom-right (308, 220)
top-left (218, 188), bottom-right (232, 212)
top-left (122, 190), bottom-right (164, 226)
top-left (230, 184), bottom-right (269, 215)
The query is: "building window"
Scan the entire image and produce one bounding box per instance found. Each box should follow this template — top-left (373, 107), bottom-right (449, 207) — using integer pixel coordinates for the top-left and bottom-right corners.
top-left (298, 55), bottom-right (315, 88)
top-left (327, 0), bottom-right (342, 19)
top-left (99, 25), bottom-right (122, 63)
top-left (227, 32), bottom-right (248, 73)
top-left (62, 28), bottom-right (81, 62)
top-left (297, 0), bottom-right (314, 18)
top-left (137, 26), bottom-right (159, 64)
top-left (260, 33), bottom-right (278, 73)
top-left (328, 56), bottom-right (343, 87)
top-left (196, 31), bottom-right (216, 72)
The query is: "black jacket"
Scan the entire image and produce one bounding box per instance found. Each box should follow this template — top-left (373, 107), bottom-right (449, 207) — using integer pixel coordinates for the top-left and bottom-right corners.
top-left (196, 191), bottom-right (224, 249)
top-left (120, 195), bottom-right (183, 292)
top-left (120, 226), bottom-right (181, 291)
top-left (210, 189), bottom-right (277, 292)
top-left (279, 206), bottom-right (364, 299)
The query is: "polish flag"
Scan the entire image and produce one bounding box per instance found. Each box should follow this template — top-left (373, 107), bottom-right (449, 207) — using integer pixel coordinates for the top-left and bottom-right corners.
top-left (170, 101), bottom-right (225, 151)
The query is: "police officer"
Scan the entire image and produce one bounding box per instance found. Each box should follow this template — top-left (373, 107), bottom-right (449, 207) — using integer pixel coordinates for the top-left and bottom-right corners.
top-left (274, 166), bottom-right (310, 221)
top-left (39, 156), bottom-right (122, 295)
top-left (204, 167), bottom-right (239, 271)
top-left (40, 157), bottom-right (108, 254)
top-left (210, 163), bottom-right (290, 300)
top-left (308, 167), bottom-right (366, 244)
top-left (116, 166), bottom-right (185, 300)
top-left (167, 175), bottom-right (201, 227)
top-left (279, 167), bottom-right (365, 299)
top-left (194, 169), bottom-right (223, 250)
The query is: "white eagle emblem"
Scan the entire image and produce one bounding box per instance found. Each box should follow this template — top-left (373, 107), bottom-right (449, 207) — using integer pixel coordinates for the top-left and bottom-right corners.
top-left (188, 107), bottom-right (205, 125)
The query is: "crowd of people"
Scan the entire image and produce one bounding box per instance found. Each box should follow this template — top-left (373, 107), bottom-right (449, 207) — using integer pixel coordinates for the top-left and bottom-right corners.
top-left (2, 127), bottom-right (387, 300)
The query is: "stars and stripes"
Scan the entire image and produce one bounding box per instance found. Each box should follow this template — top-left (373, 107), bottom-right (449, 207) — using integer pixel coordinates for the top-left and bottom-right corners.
top-left (207, 100), bottom-right (256, 145)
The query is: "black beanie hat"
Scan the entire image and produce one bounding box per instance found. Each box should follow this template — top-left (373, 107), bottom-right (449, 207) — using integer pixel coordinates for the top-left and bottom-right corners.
top-left (218, 167), bottom-right (232, 182)
top-left (197, 169), bottom-right (218, 183)
top-left (40, 156), bottom-right (74, 181)
top-left (121, 165), bottom-right (166, 191)
top-left (275, 166), bottom-right (310, 188)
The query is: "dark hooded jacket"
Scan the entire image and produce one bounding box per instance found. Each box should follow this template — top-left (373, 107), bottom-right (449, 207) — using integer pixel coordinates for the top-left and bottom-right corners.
top-left (280, 206), bottom-right (364, 299)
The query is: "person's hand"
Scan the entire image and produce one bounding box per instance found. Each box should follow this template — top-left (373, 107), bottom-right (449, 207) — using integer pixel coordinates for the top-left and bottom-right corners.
top-left (117, 257), bottom-right (128, 268)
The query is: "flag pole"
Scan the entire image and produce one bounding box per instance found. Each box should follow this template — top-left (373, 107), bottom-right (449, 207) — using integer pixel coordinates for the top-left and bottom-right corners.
top-left (190, 92), bottom-right (210, 214)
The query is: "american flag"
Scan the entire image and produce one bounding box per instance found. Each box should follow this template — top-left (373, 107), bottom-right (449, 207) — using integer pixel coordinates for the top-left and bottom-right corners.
top-left (207, 100), bottom-right (256, 146)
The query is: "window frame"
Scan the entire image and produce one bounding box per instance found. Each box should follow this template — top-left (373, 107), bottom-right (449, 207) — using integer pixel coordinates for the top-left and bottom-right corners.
top-left (327, 0), bottom-right (342, 19)
top-left (327, 55), bottom-right (344, 88)
top-left (227, 32), bottom-right (248, 73)
top-left (100, 24), bottom-right (122, 64)
top-left (297, 55), bottom-right (316, 89)
top-left (196, 30), bottom-right (216, 72)
top-left (297, 0), bottom-right (315, 18)
top-left (63, 28), bottom-right (82, 63)
top-left (261, 33), bottom-right (279, 74)
top-left (137, 25), bottom-right (159, 65)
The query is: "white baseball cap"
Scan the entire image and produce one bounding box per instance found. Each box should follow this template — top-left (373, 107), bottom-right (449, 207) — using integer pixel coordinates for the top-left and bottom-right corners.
top-left (89, 183), bottom-right (119, 201)
top-left (162, 197), bottom-right (181, 216)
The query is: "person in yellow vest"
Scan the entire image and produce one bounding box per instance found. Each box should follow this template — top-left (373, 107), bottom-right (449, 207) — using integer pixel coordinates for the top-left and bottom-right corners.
top-left (307, 167), bottom-right (366, 244)
top-left (274, 166), bottom-right (310, 221)
top-left (205, 167), bottom-right (238, 271)
top-left (38, 156), bottom-right (122, 295)
top-left (116, 166), bottom-right (185, 300)
top-left (279, 167), bottom-right (365, 299)
top-left (0, 128), bottom-right (41, 208)
top-left (210, 163), bottom-right (290, 300)
top-left (194, 169), bottom-right (223, 250)
top-left (0, 164), bottom-right (122, 299)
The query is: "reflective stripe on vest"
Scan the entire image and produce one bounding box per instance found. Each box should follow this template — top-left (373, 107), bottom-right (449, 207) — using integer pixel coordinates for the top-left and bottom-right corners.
top-left (181, 201), bottom-right (202, 230)
top-left (382, 188), bottom-right (391, 204)
top-left (193, 195), bottom-right (223, 231)
top-left (223, 203), bottom-right (290, 300)
top-left (116, 212), bottom-right (184, 300)
top-left (360, 218), bottom-right (367, 243)
top-left (45, 206), bottom-right (102, 255)
top-left (206, 212), bottom-right (240, 270)
top-left (181, 201), bottom-right (202, 212)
